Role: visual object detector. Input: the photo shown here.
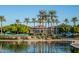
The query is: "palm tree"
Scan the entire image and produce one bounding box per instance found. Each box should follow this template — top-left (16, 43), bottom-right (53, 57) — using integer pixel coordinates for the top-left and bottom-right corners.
top-left (49, 10), bottom-right (57, 36)
top-left (72, 17), bottom-right (78, 26)
top-left (38, 10), bottom-right (47, 20)
top-left (15, 19), bottom-right (20, 34)
top-left (38, 18), bottom-right (42, 25)
top-left (16, 19), bottom-right (20, 25)
top-left (72, 17), bottom-right (78, 34)
top-left (46, 18), bottom-right (51, 37)
top-left (55, 19), bottom-right (59, 35)
top-left (64, 18), bottom-right (70, 34)
top-left (24, 18), bottom-right (29, 26)
top-left (47, 18), bottom-right (51, 28)
top-left (32, 18), bottom-right (36, 35)
top-left (32, 18), bottom-right (36, 27)
top-left (0, 16), bottom-right (5, 34)
top-left (38, 10), bottom-right (47, 36)
top-left (64, 18), bottom-right (69, 25)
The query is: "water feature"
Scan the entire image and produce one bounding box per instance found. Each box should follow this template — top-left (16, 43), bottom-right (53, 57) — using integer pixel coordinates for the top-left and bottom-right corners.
top-left (0, 41), bottom-right (78, 53)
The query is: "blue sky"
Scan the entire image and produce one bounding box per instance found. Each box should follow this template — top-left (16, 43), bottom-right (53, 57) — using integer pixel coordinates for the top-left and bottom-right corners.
top-left (0, 5), bottom-right (79, 26)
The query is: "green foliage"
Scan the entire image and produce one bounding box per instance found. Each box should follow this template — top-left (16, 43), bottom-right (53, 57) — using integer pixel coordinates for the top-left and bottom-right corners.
top-left (3, 24), bottom-right (30, 34)
top-left (71, 25), bottom-right (79, 33)
top-left (59, 23), bottom-right (71, 33)
top-left (72, 17), bottom-right (78, 26)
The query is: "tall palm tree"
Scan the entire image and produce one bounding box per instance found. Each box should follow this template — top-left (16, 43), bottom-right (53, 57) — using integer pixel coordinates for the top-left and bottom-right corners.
top-left (46, 18), bottom-right (51, 37)
top-left (38, 10), bottom-right (47, 20)
top-left (49, 10), bottom-right (57, 36)
top-left (15, 19), bottom-right (20, 34)
top-left (16, 19), bottom-right (20, 25)
top-left (64, 18), bottom-right (69, 34)
top-left (47, 18), bottom-right (51, 27)
top-left (32, 18), bottom-right (36, 35)
top-left (72, 17), bottom-right (78, 26)
top-left (24, 18), bottom-right (29, 26)
top-left (38, 10), bottom-right (47, 36)
top-left (38, 18), bottom-right (42, 25)
top-left (72, 17), bottom-right (78, 34)
top-left (32, 18), bottom-right (36, 28)
top-left (55, 19), bottom-right (59, 35)
top-left (0, 16), bottom-right (5, 34)
top-left (64, 18), bottom-right (69, 25)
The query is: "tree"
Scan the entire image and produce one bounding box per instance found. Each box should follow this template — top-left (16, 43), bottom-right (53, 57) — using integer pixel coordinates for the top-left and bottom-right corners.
top-left (10, 25), bottom-right (17, 33)
top-left (38, 18), bottom-right (42, 25)
top-left (72, 17), bottom-right (78, 26)
top-left (59, 23), bottom-right (71, 34)
top-left (38, 10), bottom-right (47, 36)
top-left (64, 18), bottom-right (70, 34)
top-left (72, 17), bottom-right (78, 34)
top-left (0, 16), bottom-right (5, 34)
top-left (15, 19), bottom-right (20, 34)
top-left (55, 19), bottom-right (59, 35)
top-left (46, 18), bottom-right (51, 27)
top-left (32, 18), bottom-right (36, 27)
top-left (32, 18), bottom-right (36, 35)
top-left (38, 10), bottom-right (47, 20)
top-left (16, 19), bottom-right (20, 25)
top-left (49, 10), bottom-right (57, 35)
top-left (24, 18), bottom-right (29, 26)
top-left (3, 24), bottom-right (30, 34)
top-left (64, 18), bottom-right (69, 25)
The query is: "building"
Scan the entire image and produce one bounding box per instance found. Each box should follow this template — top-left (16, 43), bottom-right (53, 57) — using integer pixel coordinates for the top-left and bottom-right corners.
top-left (29, 25), bottom-right (59, 36)
top-left (30, 25), bottom-right (47, 35)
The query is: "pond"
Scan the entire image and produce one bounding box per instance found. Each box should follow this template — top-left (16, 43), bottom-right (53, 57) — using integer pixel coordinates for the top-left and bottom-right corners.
top-left (0, 41), bottom-right (78, 53)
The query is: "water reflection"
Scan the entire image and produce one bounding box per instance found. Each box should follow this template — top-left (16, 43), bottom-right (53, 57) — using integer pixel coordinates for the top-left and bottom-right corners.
top-left (0, 41), bottom-right (78, 53)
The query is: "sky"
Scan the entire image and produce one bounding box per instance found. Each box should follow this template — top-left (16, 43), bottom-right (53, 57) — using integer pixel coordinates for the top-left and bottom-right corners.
top-left (0, 5), bottom-right (79, 26)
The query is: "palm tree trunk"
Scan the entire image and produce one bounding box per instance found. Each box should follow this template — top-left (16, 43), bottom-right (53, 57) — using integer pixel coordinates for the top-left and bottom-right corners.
top-left (34, 22), bottom-right (35, 27)
top-left (53, 23), bottom-right (55, 34)
top-left (51, 23), bottom-right (52, 36)
top-left (16, 23), bottom-right (19, 34)
top-left (56, 23), bottom-right (58, 35)
top-left (48, 22), bottom-right (49, 27)
top-left (34, 22), bottom-right (35, 36)
top-left (74, 22), bottom-right (76, 34)
top-left (42, 22), bottom-right (44, 39)
top-left (45, 22), bottom-right (47, 38)
top-left (47, 22), bottom-right (49, 37)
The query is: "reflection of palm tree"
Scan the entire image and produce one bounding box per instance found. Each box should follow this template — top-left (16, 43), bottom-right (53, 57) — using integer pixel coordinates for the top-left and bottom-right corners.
top-left (0, 16), bottom-right (5, 34)
top-left (49, 10), bottom-right (57, 35)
